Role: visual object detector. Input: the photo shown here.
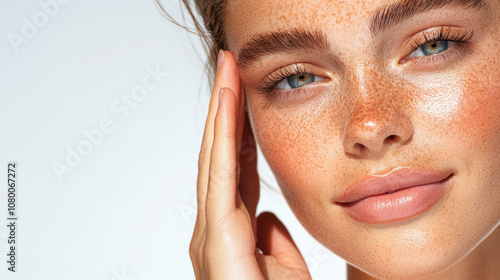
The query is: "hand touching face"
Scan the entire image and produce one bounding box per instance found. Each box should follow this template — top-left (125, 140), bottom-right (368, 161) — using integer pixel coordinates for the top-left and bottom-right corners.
top-left (225, 0), bottom-right (500, 278)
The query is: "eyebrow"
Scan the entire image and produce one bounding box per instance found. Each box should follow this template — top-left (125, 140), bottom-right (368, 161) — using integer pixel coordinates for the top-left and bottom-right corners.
top-left (370, 0), bottom-right (489, 35)
top-left (237, 28), bottom-right (330, 69)
top-left (237, 0), bottom-right (489, 68)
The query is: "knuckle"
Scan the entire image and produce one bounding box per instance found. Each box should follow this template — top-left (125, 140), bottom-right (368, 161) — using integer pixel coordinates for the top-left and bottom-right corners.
top-left (189, 225), bottom-right (206, 261)
top-left (189, 238), bottom-right (202, 261)
top-left (189, 242), bottom-right (196, 260)
top-left (208, 172), bottom-right (230, 194)
top-left (219, 129), bottom-right (237, 142)
top-left (208, 161), bottom-right (238, 184)
top-left (198, 146), bottom-right (208, 169)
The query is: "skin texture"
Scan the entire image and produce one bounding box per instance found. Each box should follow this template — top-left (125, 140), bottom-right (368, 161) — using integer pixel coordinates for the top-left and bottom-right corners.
top-left (214, 0), bottom-right (500, 279)
top-left (190, 51), bottom-right (313, 280)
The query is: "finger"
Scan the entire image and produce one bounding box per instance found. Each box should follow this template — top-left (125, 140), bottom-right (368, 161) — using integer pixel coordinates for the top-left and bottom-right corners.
top-left (197, 51), bottom-right (241, 217)
top-left (206, 86), bottom-right (240, 217)
top-left (256, 212), bottom-right (309, 271)
top-left (235, 83), bottom-right (246, 159)
top-left (238, 115), bottom-right (260, 236)
top-left (231, 76), bottom-right (246, 192)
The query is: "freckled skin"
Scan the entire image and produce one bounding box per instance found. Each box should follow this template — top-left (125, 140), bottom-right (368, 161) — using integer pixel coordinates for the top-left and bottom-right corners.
top-left (225, 0), bottom-right (500, 279)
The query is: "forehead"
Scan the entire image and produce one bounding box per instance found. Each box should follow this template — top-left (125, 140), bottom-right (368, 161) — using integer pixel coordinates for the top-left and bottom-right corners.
top-left (224, 0), bottom-right (490, 52)
top-left (226, 0), bottom-right (375, 23)
top-left (224, 0), bottom-right (380, 48)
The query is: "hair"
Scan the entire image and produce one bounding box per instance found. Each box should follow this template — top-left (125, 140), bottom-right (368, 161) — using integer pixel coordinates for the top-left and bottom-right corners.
top-left (156, 0), bottom-right (226, 79)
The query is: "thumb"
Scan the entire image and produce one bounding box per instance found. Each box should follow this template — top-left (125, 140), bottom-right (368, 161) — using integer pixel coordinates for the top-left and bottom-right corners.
top-left (256, 212), bottom-right (309, 271)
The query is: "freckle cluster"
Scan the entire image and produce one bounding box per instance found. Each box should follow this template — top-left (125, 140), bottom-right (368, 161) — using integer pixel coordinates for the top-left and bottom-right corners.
top-left (225, 0), bottom-right (500, 278)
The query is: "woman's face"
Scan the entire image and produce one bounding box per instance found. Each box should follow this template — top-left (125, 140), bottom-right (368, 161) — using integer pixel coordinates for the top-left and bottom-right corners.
top-left (225, 0), bottom-right (500, 278)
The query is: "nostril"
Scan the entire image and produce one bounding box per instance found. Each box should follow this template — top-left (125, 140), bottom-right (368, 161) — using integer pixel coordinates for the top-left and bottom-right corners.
top-left (354, 143), bottom-right (365, 151)
top-left (384, 135), bottom-right (398, 144)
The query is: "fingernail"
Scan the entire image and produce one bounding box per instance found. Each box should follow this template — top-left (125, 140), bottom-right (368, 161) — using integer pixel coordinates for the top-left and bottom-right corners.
top-left (217, 49), bottom-right (225, 71)
top-left (218, 87), bottom-right (224, 107)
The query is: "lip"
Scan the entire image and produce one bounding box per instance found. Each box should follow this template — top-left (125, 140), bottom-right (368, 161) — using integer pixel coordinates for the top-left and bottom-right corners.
top-left (336, 167), bottom-right (454, 224)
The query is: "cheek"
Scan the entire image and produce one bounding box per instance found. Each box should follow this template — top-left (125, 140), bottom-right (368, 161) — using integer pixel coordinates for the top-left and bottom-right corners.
top-left (246, 95), bottom-right (342, 206)
top-left (435, 26), bottom-right (500, 150)
top-left (454, 63), bottom-right (500, 199)
top-left (417, 59), bottom-right (500, 174)
top-left (457, 70), bottom-right (500, 144)
top-left (411, 72), bottom-right (500, 158)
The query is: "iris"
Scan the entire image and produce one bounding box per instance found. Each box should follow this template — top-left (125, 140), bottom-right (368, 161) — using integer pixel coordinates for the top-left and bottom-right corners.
top-left (421, 41), bottom-right (450, 55)
top-left (286, 73), bottom-right (315, 89)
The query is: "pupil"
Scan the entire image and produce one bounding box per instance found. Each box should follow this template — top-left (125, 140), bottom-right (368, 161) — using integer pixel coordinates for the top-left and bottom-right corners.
top-left (422, 41), bottom-right (448, 55)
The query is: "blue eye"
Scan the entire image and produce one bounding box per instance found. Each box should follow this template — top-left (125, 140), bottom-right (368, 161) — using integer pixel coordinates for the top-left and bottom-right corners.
top-left (409, 40), bottom-right (456, 58)
top-left (276, 73), bottom-right (323, 90)
top-left (259, 64), bottom-right (328, 96)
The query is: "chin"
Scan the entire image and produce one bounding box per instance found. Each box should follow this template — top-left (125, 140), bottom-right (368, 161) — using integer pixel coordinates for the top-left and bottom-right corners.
top-left (281, 174), bottom-right (500, 280)
top-left (344, 242), bottom-right (472, 280)
top-left (317, 219), bottom-right (491, 280)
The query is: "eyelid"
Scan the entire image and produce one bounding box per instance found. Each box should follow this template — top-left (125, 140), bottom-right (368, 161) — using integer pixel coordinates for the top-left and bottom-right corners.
top-left (399, 26), bottom-right (475, 64)
top-left (262, 63), bottom-right (310, 86)
top-left (258, 63), bottom-right (329, 96)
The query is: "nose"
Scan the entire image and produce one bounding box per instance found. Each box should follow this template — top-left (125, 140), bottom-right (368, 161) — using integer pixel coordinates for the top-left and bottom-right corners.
top-left (342, 68), bottom-right (413, 158)
top-left (343, 108), bottom-right (413, 157)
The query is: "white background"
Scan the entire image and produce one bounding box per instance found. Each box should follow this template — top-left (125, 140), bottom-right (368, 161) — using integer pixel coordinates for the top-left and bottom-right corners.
top-left (0, 0), bottom-right (346, 279)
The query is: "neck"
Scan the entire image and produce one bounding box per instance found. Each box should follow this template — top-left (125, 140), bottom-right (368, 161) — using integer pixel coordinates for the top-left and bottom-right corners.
top-left (346, 225), bottom-right (500, 280)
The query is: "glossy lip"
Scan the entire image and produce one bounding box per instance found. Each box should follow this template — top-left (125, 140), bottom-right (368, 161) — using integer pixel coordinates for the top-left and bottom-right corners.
top-left (335, 167), bottom-right (454, 224)
top-left (336, 167), bottom-right (453, 204)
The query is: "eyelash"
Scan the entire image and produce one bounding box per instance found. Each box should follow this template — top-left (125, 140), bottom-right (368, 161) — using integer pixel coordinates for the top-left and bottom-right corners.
top-left (257, 64), bottom-right (313, 100)
top-left (404, 26), bottom-right (475, 63)
top-left (259, 26), bottom-right (476, 100)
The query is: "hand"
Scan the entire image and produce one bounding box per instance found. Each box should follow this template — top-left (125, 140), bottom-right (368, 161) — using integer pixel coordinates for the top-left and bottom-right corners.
top-left (189, 50), bottom-right (311, 280)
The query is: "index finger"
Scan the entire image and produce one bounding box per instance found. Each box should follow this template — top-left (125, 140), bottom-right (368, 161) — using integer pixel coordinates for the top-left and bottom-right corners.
top-left (197, 51), bottom-right (241, 217)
